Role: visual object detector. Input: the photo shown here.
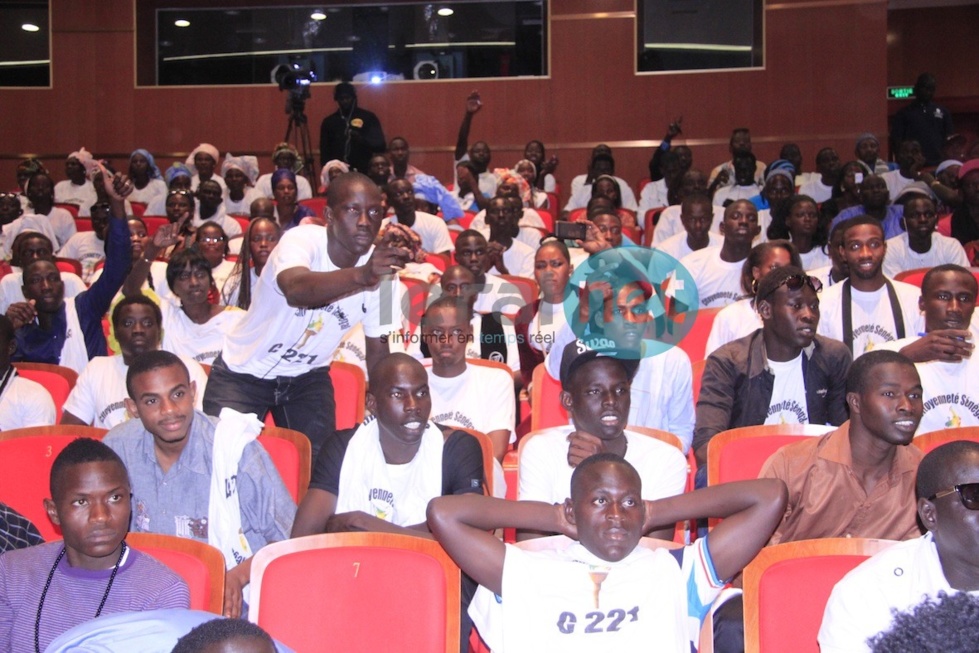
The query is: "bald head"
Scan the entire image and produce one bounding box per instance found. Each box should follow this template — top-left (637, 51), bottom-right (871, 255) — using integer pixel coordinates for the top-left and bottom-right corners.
top-left (250, 197), bottom-right (275, 220)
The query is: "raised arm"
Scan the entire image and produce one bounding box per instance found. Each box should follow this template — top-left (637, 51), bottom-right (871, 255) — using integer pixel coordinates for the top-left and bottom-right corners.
top-left (428, 494), bottom-right (573, 596)
top-left (649, 116), bottom-right (682, 181)
top-left (276, 239), bottom-right (410, 308)
top-left (454, 91), bottom-right (482, 161)
top-left (642, 478), bottom-right (787, 581)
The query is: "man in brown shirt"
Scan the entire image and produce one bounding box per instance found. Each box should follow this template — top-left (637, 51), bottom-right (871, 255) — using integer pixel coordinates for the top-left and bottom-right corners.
top-left (760, 349), bottom-right (925, 545)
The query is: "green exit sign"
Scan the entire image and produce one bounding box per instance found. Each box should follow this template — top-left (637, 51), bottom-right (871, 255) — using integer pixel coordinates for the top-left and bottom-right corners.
top-left (888, 86), bottom-right (915, 100)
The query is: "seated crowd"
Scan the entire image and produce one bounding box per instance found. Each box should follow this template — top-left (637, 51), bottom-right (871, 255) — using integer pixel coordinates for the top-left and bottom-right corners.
top-left (2, 87), bottom-right (979, 652)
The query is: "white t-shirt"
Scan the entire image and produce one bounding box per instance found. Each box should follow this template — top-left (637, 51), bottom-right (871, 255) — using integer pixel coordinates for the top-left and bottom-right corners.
top-left (628, 347), bottom-right (696, 452)
top-left (879, 336), bottom-right (979, 434)
top-left (384, 211), bottom-right (454, 255)
top-left (817, 280), bottom-right (923, 358)
top-left (38, 207), bottom-right (78, 248)
top-left (705, 299), bottom-right (761, 358)
top-left (798, 178), bottom-right (833, 203)
top-left (765, 354), bottom-right (810, 425)
top-left (527, 301), bottom-right (568, 355)
top-left (879, 169), bottom-right (914, 202)
top-left (193, 207), bottom-right (243, 239)
top-left (426, 362), bottom-right (515, 443)
top-left (651, 204), bottom-right (726, 246)
top-left (487, 239), bottom-right (536, 279)
top-left (127, 178), bottom-right (167, 204)
top-left (712, 184), bottom-right (760, 207)
top-left (679, 247), bottom-right (746, 308)
top-left (62, 354), bottom-right (208, 429)
top-left (518, 426), bottom-right (686, 505)
top-left (470, 536), bottom-right (724, 653)
top-left (159, 299), bottom-right (244, 365)
top-left (563, 175), bottom-right (639, 212)
top-left (222, 187), bottom-right (265, 215)
top-left (332, 278), bottom-right (426, 377)
top-left (638, 178), bottom-right (670, 220)
top-left (0, 373), bottom-right (56, 430)
top-left (223, 224), bottom-right (383, 378)
top-left (0, 270), bottom-right (87, 314)
top-left (53, 179), bottom-right (97, 211)
top-left (254, 173), bottom-right (313, 201)
top-left (882, 232), bottom-right (970, 279)
top-left (818, 534), bottom-right (975, 653)
top-left (57, 231), bottom-right (105, 283)
top-left (655, 231), bottom-right (723, 262)
top-left (798, 246), bottom-right (832, 272)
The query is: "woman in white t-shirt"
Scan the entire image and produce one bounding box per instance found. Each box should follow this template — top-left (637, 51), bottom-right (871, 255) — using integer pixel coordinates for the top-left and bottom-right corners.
top-left (222, 217), bottom-right (281, 310)
top-left (126, 149), bottom-right (167, 205)
top-left (221, 153), bottom-right (262, 216)
top-left (767, 194), bottom-right (832, 271)
top-left (194, 221), bottom-right (236, 298)
top-left (515, 240), bottom-right (573, 388)
top-left (705, 240), bottom-right (804, 357)
top-left (158, 248), bottom-right (243, 364)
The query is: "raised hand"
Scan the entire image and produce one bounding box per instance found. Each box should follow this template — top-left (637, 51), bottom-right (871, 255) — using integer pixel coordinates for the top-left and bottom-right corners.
top-left (465, 90), bottom-right (482, 114)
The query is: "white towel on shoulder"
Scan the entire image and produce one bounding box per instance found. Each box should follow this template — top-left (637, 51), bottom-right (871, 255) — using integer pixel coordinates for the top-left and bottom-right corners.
top-left (335, 417), bottom-right (443, 526)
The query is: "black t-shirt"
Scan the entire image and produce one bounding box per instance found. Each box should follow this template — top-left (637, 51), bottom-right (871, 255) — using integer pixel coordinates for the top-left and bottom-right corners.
top-left (310, 423), bottom-right (485, 497)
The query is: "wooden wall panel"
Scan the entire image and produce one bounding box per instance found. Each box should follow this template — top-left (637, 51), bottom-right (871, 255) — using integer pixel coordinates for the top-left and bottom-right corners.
top-left (1, 0), bottom-right (892, 197)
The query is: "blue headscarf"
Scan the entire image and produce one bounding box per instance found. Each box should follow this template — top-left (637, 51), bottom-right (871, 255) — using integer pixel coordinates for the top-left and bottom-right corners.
top-left (411, 174), bottom-right (464, 220)
top-left (271, 167), bottom-right (297, 191)
top-left (164, 163), bottom-right (192, 187)
top-left (130, 149), bottom-right (162, 179)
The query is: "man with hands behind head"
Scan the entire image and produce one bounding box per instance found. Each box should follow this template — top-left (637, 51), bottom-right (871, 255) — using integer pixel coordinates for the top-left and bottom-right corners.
top-left (429, 454), bottom-right (787, 653)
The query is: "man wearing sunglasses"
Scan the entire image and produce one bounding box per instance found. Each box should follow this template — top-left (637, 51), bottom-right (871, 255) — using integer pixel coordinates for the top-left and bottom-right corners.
top-left (817, 215), bottom-right (922, 357)
top-left (819, 440), bottom-right (979, 652)
top-left (694, 265), bottom-right (851, 476)
top-left (877, 264), bottom-right (978, 435)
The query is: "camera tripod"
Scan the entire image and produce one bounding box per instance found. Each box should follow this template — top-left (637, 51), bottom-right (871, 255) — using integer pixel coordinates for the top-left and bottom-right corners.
top-left (284, 95), bottom-right (316, 184)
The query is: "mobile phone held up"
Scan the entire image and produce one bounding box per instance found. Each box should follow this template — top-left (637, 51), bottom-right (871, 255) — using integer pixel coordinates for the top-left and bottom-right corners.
top-left (555, 220), bottom-right (588, 242)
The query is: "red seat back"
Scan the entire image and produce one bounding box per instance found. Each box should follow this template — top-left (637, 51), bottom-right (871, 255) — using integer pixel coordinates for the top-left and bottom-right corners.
top-left (141, 216), bottom-right (170, 236)
top-left (127, 532), bottom-right (226, 614)
top-left (15, 369), bottom-right (71, 421)
top-left (676, 307), bottom-right (722, 363)
top-left (0, 435), bottom-right (78, 540)
top-left (530, 363), bottom-right (568, 430)
top-left (251, 534), bottom-right (459, 653)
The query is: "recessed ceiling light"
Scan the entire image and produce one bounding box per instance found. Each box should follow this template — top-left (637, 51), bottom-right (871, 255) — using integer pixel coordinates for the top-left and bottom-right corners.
top-left (21, 23), bottom-right (40, 32)
top-left (311, 10), bottom-right (326, 21)
top-left (174, 19), bottom-right (190, 28)
top-left (437, 7), bottom-right (454, 17)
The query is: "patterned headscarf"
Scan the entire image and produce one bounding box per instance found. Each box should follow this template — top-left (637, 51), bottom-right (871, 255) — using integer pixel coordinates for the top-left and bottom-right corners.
top-left (494, 168), bottom-right (531, 206)
top-left (222, 154), bottom-right (260, 185)
top-left (130, 149), bottom-right (162, 179)
top-left (272, 142), bottom-right (303, 173)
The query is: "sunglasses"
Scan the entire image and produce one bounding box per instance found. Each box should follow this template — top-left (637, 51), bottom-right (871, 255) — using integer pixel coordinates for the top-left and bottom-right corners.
top-left (929, 482), bottom-right (979, 510)
top-left (761, 273), bottom-right (823, 301)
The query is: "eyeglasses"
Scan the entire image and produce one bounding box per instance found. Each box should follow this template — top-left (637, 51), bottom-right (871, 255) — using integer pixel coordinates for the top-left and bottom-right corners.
top-left (929, 482), bottom-right (979, 510)
top-left (199, 236), bottom-right (225, 244)
top-left (761, 273), bottom-right (823, 301)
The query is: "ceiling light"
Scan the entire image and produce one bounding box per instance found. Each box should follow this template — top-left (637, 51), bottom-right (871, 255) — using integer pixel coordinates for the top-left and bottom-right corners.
top-left (174, 19), bottom-right (190, 28)
top-left (437, 7), bottom-right (454, 17)
top-left (21, 23), bottom-right (40, 32)
top-left (311, 10), bottom-right (326, 21)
